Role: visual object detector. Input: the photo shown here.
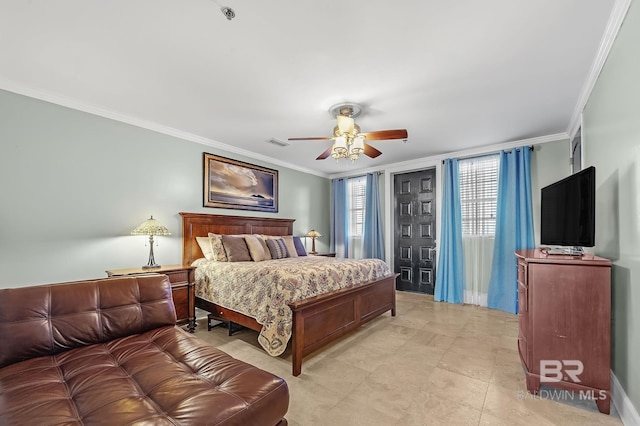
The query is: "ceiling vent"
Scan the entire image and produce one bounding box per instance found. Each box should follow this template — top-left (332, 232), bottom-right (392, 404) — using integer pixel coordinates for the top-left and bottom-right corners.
top-left (267, 138), bottom-right (290, 147)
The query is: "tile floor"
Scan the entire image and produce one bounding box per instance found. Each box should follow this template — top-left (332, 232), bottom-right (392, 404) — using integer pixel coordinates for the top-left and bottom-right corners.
top-left (193, 291), bottom-right (622, 425)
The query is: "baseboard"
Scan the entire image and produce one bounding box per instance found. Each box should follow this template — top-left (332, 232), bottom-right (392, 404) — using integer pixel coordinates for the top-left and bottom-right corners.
top-left (611, 370), bottom-right (640, 425)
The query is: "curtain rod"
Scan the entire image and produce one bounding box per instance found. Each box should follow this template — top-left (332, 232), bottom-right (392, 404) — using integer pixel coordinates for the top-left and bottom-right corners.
top-left (333, 171), bottom-right (383, 181)
top-left (442, 145), bottom-right (534, 164)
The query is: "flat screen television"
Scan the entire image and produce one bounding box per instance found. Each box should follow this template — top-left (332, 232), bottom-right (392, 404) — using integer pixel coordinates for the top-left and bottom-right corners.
top-left (540, 166), bottom-right (595, 249)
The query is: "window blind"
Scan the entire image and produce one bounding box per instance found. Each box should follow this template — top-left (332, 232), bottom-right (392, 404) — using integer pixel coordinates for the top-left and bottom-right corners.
top-left (459, 155), bottom-right (500, 236)
top-left (348, 176), bottom-right (367, 237)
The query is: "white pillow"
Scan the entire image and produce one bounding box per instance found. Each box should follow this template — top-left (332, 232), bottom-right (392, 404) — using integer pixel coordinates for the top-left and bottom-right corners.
top-left (196, 236), bottom-right (214, 260)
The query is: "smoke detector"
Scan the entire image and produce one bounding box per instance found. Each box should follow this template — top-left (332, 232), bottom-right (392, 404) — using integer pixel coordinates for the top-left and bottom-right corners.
top-left (220, 6), bottom-right (235, 20)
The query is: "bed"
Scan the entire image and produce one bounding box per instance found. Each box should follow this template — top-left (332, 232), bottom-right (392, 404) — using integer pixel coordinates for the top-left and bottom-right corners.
top-left (180, 212), bottom-right (398, 376)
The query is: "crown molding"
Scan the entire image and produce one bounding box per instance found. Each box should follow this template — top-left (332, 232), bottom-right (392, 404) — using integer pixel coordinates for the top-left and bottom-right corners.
top-left (567, 0), bottom-right (632, 139)
top-left (329, 132), bottom-right (569, 179)
top-left (0, 77), bottom-right (570, 182)
top-left (0, 79), bottom-right (329, 179)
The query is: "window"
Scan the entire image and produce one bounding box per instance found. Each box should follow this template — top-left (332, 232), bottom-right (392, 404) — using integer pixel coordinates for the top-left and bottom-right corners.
top-left (347, 175), bottom-right (367, 258)
top-left (348, 176), bottom-right (366, 237)
top-left (459, 155), bottom-right (500, 236)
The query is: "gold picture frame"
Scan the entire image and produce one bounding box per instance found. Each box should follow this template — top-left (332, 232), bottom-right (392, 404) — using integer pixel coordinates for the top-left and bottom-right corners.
top-left (203, 153), bottom-right (278, 213)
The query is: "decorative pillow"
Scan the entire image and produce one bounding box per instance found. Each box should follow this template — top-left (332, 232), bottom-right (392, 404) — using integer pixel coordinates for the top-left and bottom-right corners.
top-left (266, 238), bottom-right (290, 259)
top-left (293, 236), bottom-right (307, 256)
top-left (196, 236), bottom-right (214, 260)
top-left (207, 233), bottom-right (228, 261)
top-left (257, 236), bottom-right (272, 260)
top-left (276, 238), bottom-right (290, 257)
top-left (221, 235), bottom-right (252, 262)
top-left (281, 235), bottom-right (299, 258)
top-left (245, 235), bottom-right (267, 261)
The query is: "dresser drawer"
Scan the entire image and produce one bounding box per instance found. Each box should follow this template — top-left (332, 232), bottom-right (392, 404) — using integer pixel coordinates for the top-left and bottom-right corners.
top-left (518, 281), bottom-right (528, 313)
top-left (517, 260), bottom-right (527, 287)
top-left (164, 270), bottom-right (189, 284)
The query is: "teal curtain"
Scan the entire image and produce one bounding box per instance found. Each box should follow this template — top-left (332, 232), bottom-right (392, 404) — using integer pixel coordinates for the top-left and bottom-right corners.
top-left (487, 148), bottom-right (535, 314)
top-left (362, 173), bottom-right (385, 260)
top-left (330, 178), bottom-right (349, 258)
top-left (434, 159), bottom-right (465, 303)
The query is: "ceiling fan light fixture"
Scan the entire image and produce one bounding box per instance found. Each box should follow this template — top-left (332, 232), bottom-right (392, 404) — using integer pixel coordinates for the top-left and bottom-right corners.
top-left (333, 136), bottom-right (348, 155)
top-left (288, 101), bottom-right (407, 163)
top-left (337, 115), bottom-right (354, 134)
top-left (351, 136), bottom-right (365, 154)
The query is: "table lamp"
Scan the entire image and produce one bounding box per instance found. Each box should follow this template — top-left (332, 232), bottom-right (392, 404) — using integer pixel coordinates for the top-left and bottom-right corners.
top-left (131, 215), bottom-right (171, 269)
top-left (304, 230), bottom-right (322, 255)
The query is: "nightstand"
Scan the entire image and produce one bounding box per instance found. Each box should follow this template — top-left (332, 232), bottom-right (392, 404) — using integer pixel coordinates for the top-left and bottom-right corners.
top-left (105, 264), bottom-right (196, 332)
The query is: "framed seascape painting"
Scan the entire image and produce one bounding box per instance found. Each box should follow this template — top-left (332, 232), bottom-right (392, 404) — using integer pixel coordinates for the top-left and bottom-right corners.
top-left (203, 153), bottom-right (278, 212)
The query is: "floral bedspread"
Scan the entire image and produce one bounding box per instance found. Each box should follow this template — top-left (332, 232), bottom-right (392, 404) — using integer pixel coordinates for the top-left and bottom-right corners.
top-left (192, 256), bottom-right (392, 356)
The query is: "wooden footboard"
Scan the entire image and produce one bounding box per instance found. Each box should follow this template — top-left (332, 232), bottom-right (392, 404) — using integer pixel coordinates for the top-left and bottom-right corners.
top-left (196, 273), bottom-right (398, 376)
top-left (288, 273), bottom-right (398, 376)
top-left (180, 212), bottom-right (398, 377)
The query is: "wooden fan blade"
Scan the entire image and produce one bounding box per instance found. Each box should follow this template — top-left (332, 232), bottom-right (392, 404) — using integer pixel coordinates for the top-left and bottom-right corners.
top-left (360, 129), bottom-right (408, 141)
top-left (316, 146), bottom-right (333, 160)
top-left (364, 143), bottom-right (382, 158)
top-left (288, 136), bottom-right (333, 141)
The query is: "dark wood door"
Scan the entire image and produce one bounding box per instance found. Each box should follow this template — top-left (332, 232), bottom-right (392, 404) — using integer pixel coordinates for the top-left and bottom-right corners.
top-left (394, 168), bottom-right (437, 294)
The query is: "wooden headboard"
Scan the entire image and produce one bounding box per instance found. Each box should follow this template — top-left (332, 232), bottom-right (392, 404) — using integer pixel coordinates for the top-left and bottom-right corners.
top-left (179, 212), bottom-right (295, 265)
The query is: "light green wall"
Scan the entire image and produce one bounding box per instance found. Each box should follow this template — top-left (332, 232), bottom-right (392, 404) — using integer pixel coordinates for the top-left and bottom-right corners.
top-left (582, 0), bottom-right (640, 413)
top-left (0, 89), bottom-right (330, 287)
top-left (530, 139), bottom-right (571, 246)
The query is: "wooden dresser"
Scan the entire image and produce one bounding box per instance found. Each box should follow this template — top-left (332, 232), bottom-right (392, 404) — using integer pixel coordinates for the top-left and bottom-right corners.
top-left (106, 264), bottom-right (196, 332)
top-left (515, 249), bottom-right (612, 414)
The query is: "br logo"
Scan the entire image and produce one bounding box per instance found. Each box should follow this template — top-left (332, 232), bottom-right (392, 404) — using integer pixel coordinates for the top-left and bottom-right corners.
top-left (540, 360), bottom-right (584, 383)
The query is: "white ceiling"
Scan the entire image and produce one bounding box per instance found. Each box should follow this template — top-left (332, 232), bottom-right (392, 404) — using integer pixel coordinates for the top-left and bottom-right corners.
top-left (0, 0), bottom-right (619, 176)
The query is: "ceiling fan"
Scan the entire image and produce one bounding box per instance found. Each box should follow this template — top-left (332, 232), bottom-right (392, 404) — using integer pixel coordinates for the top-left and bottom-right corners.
top-left (288, 103), bottom-right (408, 161)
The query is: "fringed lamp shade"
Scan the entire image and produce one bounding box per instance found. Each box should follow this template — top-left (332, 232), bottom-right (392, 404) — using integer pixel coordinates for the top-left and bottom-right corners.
top-left (131, 216), bottom-right (171, 269)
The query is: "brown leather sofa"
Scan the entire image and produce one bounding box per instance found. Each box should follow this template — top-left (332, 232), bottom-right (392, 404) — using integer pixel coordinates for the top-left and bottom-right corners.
top-left (0, 275), bottom-right (289, 425)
